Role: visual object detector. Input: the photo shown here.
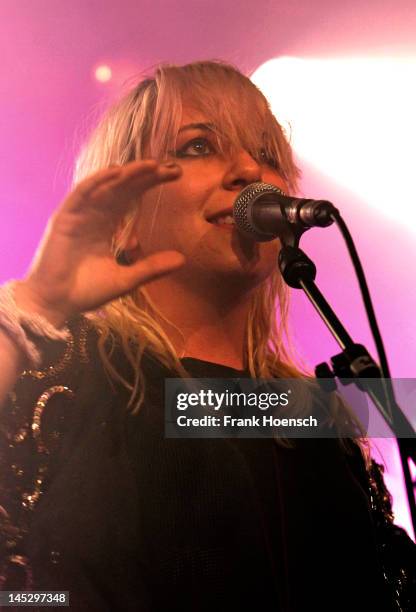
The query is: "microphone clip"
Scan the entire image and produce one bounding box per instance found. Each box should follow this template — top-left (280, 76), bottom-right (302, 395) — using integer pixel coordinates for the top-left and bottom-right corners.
top-left (278, 245), bottom-right (317, 289)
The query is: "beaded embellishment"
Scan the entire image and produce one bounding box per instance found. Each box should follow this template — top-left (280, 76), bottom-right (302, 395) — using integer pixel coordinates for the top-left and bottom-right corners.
top-left (368, 460), bottom-right (416, 612)
top-left (0, 385), bottom-right (74, 589)
top-left (0, 317), bottom-right (90, 589)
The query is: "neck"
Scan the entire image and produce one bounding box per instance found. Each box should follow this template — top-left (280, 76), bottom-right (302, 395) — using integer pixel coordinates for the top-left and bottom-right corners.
top-left (144, 275), bottom-right (257, 370)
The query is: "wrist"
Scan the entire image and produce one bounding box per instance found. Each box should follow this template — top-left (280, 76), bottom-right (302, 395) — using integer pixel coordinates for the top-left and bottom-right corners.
top-left (13, 281), bottom-right (69, 329)
top-left (0, 280), bottom-right (70, 369)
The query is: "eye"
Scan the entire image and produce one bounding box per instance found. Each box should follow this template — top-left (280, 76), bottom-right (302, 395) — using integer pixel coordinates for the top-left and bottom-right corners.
top-left (259, 148), bottom-right (279, 169)
top-left (174, 137), bottom-right (215, 158)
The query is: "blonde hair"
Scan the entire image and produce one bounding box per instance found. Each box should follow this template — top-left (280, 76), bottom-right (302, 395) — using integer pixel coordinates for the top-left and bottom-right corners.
top-left (73, 60), bottom-right (369, 459)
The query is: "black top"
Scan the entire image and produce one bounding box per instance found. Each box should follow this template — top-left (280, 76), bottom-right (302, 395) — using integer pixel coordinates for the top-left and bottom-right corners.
top-left (0, 319), bottom-right (399, 611)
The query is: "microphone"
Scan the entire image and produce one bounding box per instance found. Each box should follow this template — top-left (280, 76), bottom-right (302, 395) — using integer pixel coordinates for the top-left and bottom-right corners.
top-left (233, 182), bottom-right (338, 242)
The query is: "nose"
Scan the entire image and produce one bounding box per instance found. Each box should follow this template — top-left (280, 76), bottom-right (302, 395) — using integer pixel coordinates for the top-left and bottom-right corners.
top-left (222, 148), bottom-right (262, 191)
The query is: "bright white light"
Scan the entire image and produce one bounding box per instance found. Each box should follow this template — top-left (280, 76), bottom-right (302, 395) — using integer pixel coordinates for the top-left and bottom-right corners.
top-left (94, 65), bottom-right (112, 83)
top-left (252, 57), bottom-right (416, 230)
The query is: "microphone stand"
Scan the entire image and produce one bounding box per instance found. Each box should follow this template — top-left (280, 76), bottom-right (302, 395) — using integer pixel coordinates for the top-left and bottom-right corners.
top-left (278, 242), bottom-right (416, 534)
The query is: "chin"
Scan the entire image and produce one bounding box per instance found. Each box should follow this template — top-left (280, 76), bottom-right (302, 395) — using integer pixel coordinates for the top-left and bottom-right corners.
top-left (200, 260), bottom-right (276, 290)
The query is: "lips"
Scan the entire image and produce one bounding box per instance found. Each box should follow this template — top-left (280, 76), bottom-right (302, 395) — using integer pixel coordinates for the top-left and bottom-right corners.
top-left (206, 207), bottom-right (235, 226)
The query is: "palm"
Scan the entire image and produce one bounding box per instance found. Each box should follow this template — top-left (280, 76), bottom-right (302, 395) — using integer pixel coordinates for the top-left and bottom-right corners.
top-left (20, 160), bottom-right (184, 320)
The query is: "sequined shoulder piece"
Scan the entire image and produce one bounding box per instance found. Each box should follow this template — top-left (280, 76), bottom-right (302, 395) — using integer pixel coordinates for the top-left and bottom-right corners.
top-left (368, 460), bottom-right (416, 612)
top-left (0, 316), bottom-right (94, 589)
top-left (21, 314), bottom-right (91, 382)
top-left (368, 459), bottom-right (395, 524)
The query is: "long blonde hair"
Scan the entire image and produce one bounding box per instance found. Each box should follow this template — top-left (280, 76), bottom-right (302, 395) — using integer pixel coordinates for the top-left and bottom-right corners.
top-left (72, 60), bottom-right (369, 459)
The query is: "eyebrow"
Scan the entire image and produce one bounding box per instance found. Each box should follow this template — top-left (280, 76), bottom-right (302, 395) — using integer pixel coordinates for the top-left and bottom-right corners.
top-left (178, 122), bottom-right (216, 133)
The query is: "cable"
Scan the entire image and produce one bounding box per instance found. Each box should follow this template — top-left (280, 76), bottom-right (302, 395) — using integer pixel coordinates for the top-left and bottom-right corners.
top-left (331, 210), bottom-right (391, 380)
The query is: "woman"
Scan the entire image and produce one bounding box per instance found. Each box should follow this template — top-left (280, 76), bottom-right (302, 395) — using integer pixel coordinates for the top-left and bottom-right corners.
top-left (0, 61), bottom-right (413, 611)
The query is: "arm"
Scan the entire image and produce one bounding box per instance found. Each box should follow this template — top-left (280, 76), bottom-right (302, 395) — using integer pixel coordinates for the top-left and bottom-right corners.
top-left (0, 160), bottom-right (185, 411)
top-left (0, 328), bottom-right (26, 408)
top-left (0, 288), bottom-right (68, 408)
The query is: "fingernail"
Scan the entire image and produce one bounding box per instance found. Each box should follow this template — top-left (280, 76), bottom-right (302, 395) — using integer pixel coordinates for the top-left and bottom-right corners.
top-left (160, 161), bottom-right (180, 170)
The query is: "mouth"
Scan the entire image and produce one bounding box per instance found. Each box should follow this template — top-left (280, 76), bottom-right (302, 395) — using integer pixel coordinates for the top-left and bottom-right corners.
top-left (206, 208), bottom-right (236, 229)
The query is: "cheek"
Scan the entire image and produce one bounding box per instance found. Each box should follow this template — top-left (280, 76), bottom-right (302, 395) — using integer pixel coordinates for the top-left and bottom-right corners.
top-left (132, 183), bottom-right (206, 254)
top-left (263, 170), bottom-right (289, 194)
top-left (141, 178), bottom-right (206, 219)
top-left (259, 240), bottom-right (281, 269)
top-left (242, 240), bottom-right (281, 284)
top-left (131, 189), bottom-right (167, 254)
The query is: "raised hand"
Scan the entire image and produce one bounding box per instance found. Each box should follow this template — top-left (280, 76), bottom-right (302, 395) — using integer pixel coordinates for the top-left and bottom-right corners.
top-left (13, 160), bottom-right (185, 326)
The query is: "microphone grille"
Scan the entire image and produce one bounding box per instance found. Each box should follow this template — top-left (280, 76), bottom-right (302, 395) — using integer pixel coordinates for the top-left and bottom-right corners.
top-left (233, 182), bottom-right (285, 240)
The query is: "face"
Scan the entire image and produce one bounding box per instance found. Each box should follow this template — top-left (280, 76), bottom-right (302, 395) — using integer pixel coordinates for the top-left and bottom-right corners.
top-left (130, 105), bottom-right (288, 292)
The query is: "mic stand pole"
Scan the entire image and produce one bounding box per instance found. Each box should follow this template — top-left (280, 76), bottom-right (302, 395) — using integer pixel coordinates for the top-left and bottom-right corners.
top-left (278, 244), bottom-right (416, 534)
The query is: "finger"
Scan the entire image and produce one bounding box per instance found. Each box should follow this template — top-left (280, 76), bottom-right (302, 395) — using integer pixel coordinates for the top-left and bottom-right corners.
top-left (76, 160), bottom-right (158, 200)
top-left (110, 251), bottom-right (186, 295)
top-left (103, 162), bottom-right (182, 202)
top-left (73, 162), bottom-right (181, 215)
top-left (78, 159), bottom-right (179, 200)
